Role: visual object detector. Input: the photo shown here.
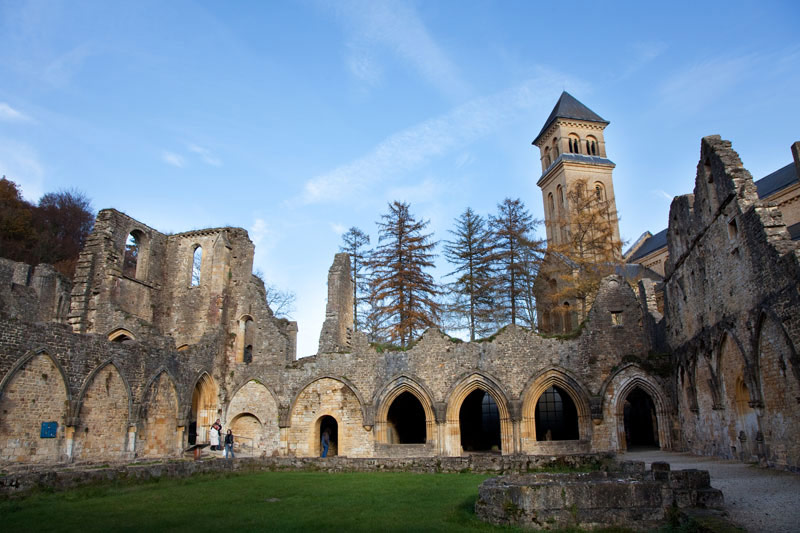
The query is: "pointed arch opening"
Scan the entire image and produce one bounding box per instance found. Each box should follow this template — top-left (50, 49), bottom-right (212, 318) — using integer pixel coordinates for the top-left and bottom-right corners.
top-left (123, 230), bottom-right (148, 280)
top-left (622, 387), bottom-right (659, 449)
top-left (446, 374), bottom-right (512, 455)
top-left (535, 385), bottom-right (579, 441)
top-left (459, 389), bottom-right (501, 452)
top-left (190, 245), bottom-right (202, 287)
top-left (189, 373), bottom-right (218, 446)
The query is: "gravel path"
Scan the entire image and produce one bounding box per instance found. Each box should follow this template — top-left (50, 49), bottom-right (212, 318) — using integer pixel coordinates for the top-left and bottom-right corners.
top-left (624, 449), bottom-right (800, 533)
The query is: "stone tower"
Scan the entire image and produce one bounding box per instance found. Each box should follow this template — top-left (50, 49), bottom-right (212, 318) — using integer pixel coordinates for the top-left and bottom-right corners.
top-left (532, 92), bottom-right (621, 256)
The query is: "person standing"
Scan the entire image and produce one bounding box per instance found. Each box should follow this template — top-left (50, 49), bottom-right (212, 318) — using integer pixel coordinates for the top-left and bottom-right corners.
top-left (321, 429), bottom-right (330, 458)
top-left (209, 424), bottom-right (220, 452)
top-left (224, 429), bottom-right (235, 459)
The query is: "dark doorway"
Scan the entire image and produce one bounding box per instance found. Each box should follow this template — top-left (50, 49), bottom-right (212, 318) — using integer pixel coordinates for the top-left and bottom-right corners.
top-left (535, 386), bottom-right (579, 441)
top-left (459, 389), bottom-right (501, 452)
top-left (623, 388), bottom-right (659, 448)
top-left (319, 415), bottom-right (339, 456)
top-left (387, 392), bottom-right (426, 444)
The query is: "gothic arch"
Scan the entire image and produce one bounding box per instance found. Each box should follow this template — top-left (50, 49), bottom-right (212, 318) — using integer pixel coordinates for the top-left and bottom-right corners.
top-left (75, 359), bottom-right (133, 421)
top-left (521, 368), bottom-right (592, 444)
top-left (606, 364), bottom-right (672, 450)
top-left (73, 361), bottom-right (131, 460)
top-left (138, 370), bottom-right (179, 457)
top-left (107, 328), bottom-right (136, 342)
top-left (445, 372), bottom-right (513, 455)
top-left (0, 348), bottom-right (72, 405)
top-left (288, 376), bottom-right (368, 457)
top-left (288, 375), bottom-right (368, 427)
top-left (229, 376), bottom-right (281, 409)
top-left (373, 375), bottom-right (436, 444)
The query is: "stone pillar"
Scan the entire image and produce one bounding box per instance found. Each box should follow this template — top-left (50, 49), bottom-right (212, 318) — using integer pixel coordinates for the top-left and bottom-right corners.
top-left (317, 253), bottom-right (354, 354)
top-left (287, 321), bottom-right (298, 362)
top-left (65, 426), bottom-right (75, 462)
top-left (127, 425), bottom-right (137, 454)
top-left (177, 425), bottom-right (186, 453)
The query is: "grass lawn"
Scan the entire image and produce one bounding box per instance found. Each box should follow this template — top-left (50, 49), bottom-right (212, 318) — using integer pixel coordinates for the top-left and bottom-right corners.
top-left (1, 470), bottom-right (524, 532)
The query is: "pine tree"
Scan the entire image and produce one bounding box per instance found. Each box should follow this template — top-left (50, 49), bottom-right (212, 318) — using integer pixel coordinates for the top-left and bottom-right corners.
top-left (368, 201), bottom-right (440, 347)
top-left (339, 227), bottom-right (371, 331)
top-left (443, 208), bottom-right (496, 340)
top-left (488, 198), bottom-right (544, 326)
top-left (544, 178), bottom-right (622, 327)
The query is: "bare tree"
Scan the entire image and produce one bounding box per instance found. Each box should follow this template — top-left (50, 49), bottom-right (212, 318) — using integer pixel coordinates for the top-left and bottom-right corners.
top-left (368, 201), bottom-right (440, 347)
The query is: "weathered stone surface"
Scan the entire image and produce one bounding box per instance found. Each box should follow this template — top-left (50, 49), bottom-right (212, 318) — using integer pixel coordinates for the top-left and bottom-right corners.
top-left (475, 465), bottom-right (723, 531)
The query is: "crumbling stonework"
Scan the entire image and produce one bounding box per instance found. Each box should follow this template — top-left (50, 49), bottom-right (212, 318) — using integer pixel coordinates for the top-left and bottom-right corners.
top-left (0, 130), bottom-right (797, 474)
top-left (317, 253), bottom-right (353, 354)
top-left (475, 461), bottom-right (723, 531)
top-left (666, 136), bottom-right (800, 470)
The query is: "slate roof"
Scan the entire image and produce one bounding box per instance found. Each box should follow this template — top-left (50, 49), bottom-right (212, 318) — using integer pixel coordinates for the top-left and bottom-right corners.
top-left (788, 222), bottom-right (800, 241)
top-left (532, 91), bottom-right (609, 146)
top-left (626, 228), bottom-right (668, 263)
top-left (755, 163), bottom-right (797, 198)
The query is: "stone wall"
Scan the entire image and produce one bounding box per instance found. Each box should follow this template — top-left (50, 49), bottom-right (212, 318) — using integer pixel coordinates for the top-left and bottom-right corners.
top-left (665, 136), bottom-right (800, 470)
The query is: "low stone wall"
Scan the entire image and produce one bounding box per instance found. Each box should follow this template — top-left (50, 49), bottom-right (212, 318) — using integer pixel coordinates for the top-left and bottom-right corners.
top-left (0, 453), bottom-right (613, 497)
top-left (475, 461), bottom-right (723, 531)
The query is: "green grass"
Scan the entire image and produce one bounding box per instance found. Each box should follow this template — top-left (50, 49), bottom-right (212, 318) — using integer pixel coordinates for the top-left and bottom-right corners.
top-left (1, 471), bottom-right (517, 532)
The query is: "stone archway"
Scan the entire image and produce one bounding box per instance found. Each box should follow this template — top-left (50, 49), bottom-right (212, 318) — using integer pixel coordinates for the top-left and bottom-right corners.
top-left (458, 389), bottom-right (501, 453)
top-left (374, 376), bottom-right (436, 447)
top-left (607, 368), bottom-right (672, 451)
top-left (622, 387), bottom-right (659, 449)
top-left (190, 373), bottom-right (218, 445)
top-left (521, 369), bottom-right (592, 453)
top-left (445, 374), bottom-right (513, 456)
top-left (317, 415), bottom-right (338, 457)
top-left (74, 363), bottom-right (130, 461)
top-left (0, 352), bottom-right (69, 463)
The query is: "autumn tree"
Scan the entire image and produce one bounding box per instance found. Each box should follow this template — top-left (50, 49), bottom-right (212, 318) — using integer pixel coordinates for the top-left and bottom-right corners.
top-left (0, 177), bottom-right (94, 277)
top-left (34, 189), bottom-right (94, 276)
top-left (546, 178), bottom-right (622, 323)
top-left (488, 198), bottom-right (544, 326)
top-left (368, 201), bottom-right (440, 347)
top-left (443, 207), bottom-right (496, 340)
top-left (339, 226), bottom-right (370, 331)
top-left (0, 176), bottom-right (36, 263)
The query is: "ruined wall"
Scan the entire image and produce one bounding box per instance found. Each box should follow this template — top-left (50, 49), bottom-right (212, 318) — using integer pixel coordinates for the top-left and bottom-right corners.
top-left (0, 258), bottom-right (71, 323)
top-left (317, 253), bottom-right (353, 354)
top-left (665, 136), bottom-right (800, 470)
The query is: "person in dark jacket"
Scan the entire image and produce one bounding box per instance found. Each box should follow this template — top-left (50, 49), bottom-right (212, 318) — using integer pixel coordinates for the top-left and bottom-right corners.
top-left (224, 429), bottom-right (235, 459)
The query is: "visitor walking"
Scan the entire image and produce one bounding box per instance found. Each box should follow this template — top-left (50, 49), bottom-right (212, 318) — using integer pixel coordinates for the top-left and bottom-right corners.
top-left (321, 429), bottom-right (330, 458)
top-left (224, 429), bottom-right (235, 459)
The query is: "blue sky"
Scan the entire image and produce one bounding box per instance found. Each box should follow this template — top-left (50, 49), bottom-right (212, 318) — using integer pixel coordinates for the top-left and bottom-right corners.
top-left (1, 0), bottom-right (799, 357)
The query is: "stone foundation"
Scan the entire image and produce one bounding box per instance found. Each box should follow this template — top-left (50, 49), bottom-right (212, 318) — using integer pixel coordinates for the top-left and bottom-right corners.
top-left (475, 461), bottom-right (723, 531)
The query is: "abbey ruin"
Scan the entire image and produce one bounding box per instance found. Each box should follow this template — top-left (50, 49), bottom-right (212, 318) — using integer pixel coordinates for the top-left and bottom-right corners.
top-left (1, 94), bottom-right (799, 471)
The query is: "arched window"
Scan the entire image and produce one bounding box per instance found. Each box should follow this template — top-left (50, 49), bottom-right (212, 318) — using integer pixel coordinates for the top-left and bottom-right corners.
top-left (535, 386), bottom-right (579, 440)
top-left (548, 193), bottom-right (555, 219)
top-left (586, 136), bottom-right (598, 155)
top-left (123, 232), bottom-right (140, 278)
top-left (552, 137), bottom-right (559, 157)
top-left (594, 182), bottom-right (606, 202)
top-left (191, 245), bottom-right (202, 287)
top-left (568, 134), bottom-right (581, 154)
top-left (122, 230), bottom-right (148, 280)
top-left (240, 317), bottom-right (254, 363)
top-left (557, 185), bottom-right (565, 212)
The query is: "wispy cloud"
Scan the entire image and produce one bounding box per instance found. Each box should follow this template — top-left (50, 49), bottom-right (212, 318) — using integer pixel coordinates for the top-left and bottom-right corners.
top-left (0, 102), bottom-right (32, 122)
top-left (188, 143), bottom-right (222, 166)
top-left (42, 43), bottom-right (93, 88)
top-left (652, 189), bottom-right (673, 202)
top-left (329, 223), bottom-right (347, 235)
top-left (0, 139), bottom-right (45, 200)
top-left (161, 151), bottom-right (185, 168)
top-left (300, 71), bottom-right (582, 205)
top-left (618, 41), bottom-right (666, 80)
top-left (331, 0), bottom-right (467, 98)
top-left (659, 54), bottom-right (757, 112)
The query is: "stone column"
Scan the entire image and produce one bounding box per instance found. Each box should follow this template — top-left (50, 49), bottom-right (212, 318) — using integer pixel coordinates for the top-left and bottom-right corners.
top-left (127, 424), bottom-right (137, 454)
top-left (65, 426), bottom-right (76, 462)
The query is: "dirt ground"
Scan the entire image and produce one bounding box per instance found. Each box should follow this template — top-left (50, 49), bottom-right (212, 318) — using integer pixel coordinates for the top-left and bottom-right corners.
top-left (624, 449), bottom-right (800, 533)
